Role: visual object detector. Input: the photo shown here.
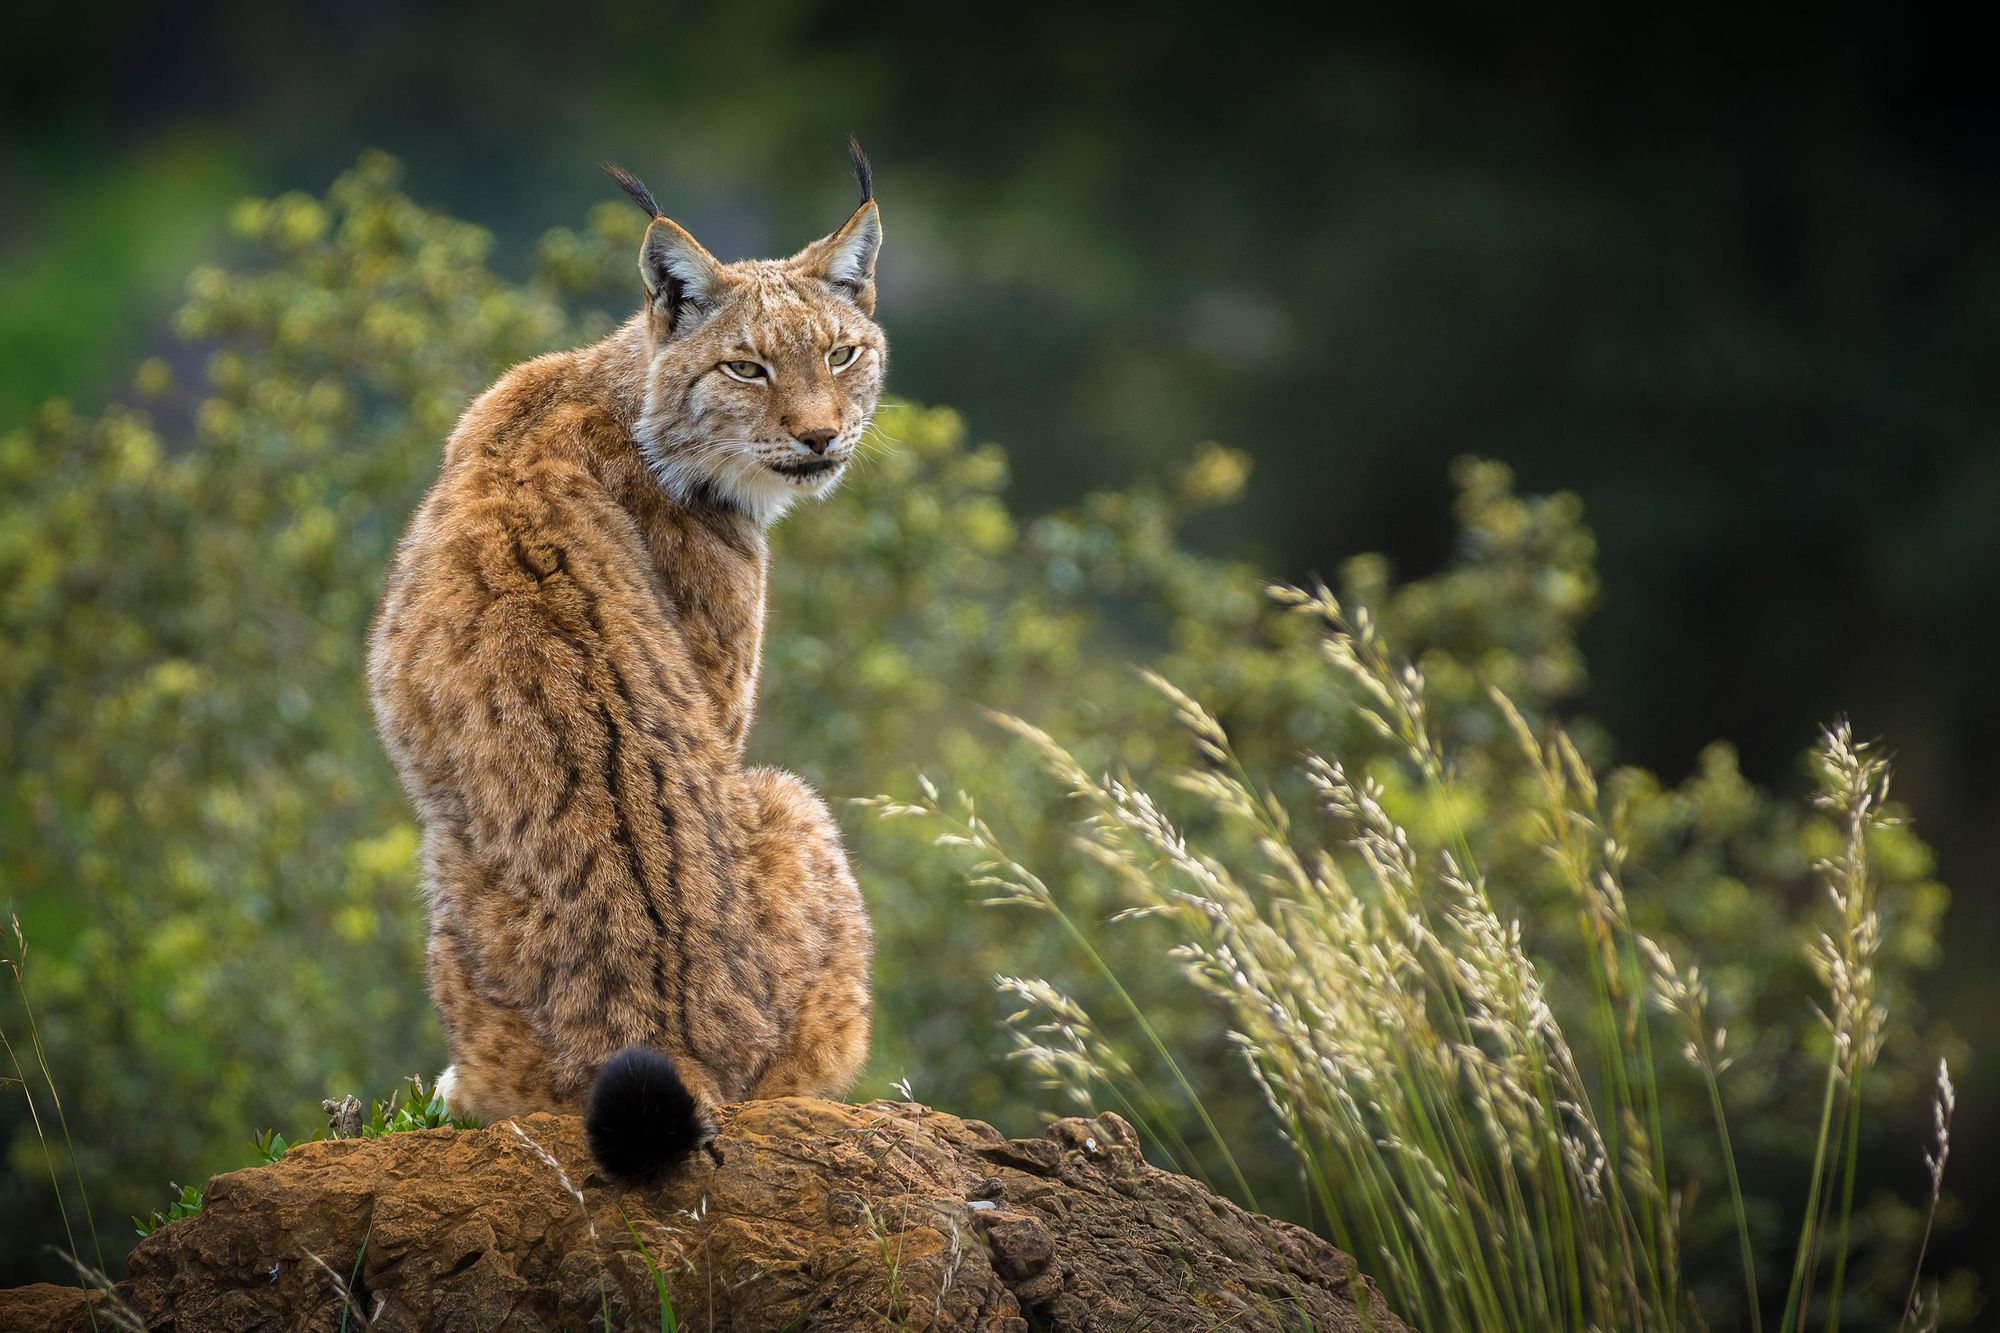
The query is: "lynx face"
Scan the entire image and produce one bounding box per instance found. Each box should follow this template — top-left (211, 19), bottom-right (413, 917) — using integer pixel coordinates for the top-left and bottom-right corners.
top-left (632, 194), bottom-right (886, 526)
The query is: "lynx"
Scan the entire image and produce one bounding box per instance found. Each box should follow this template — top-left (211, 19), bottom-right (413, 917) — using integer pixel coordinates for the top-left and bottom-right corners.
top-left (367, 145), bottom-right (882, 1181)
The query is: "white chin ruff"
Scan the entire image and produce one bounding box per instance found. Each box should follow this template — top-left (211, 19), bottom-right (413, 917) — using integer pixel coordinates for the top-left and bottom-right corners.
top-left (649, 452), bottom-right (844, 527)
top-left (721, 468), bottom-right (810, 526)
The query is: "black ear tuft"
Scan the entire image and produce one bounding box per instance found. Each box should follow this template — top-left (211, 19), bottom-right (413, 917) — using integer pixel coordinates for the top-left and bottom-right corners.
top-left (846, 135), bottom-right (874, 205)
top-left (600, 162), bottom-right (663, 219)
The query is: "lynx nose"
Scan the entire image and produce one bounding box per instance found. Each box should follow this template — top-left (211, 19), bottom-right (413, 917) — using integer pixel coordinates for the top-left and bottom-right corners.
top-left (793, 428), bottom-right (837, 456)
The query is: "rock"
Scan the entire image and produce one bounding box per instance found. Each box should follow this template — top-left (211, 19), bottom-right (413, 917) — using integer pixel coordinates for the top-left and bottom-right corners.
top-left (0, 1098), bottom-right (1404, 1332)
top-left (0, 1284), bottom-right (102, 1330)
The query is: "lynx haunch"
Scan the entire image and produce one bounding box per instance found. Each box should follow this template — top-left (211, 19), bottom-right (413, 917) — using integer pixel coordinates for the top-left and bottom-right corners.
top-left (367, 145), bottom-right (883, 1181)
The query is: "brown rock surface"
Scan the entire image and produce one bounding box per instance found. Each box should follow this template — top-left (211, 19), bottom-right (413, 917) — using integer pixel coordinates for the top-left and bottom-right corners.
top-left (0, 1098), bottom-right (1404, 1331)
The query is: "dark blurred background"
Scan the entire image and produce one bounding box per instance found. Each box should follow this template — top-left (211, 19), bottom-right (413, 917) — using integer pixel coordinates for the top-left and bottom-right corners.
top-left (5, 0), bottom-right (1995, 1295)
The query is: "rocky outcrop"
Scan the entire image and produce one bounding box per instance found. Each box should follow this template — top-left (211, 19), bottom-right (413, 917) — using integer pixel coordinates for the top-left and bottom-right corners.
top-left (2, 1098), bottom-right (1403, 1331)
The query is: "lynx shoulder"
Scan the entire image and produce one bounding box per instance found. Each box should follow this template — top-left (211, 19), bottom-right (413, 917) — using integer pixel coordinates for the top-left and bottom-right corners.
top-left (366, 145), bottom-right (883, 1181)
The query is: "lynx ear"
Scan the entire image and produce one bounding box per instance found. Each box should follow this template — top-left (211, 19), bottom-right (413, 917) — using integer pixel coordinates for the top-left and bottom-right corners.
top-left (639, 216), bottom-right (726, 336)
top-left (796, 139), bottom-right (882, 312)
top-left (800, 201), bottom-right (882, 312)
top-left (600, 162), bottom-right (725, 337)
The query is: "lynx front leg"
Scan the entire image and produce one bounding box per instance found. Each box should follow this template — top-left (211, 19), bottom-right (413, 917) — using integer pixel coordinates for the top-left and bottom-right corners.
top-left (737, 766), bottom-right (873, 1100)
top-left (425, 922), bottom-right (573, 1122)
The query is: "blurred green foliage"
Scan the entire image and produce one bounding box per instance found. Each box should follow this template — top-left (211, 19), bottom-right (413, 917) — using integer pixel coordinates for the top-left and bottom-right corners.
top-left (0, 134), bottom-right (246, 428)
top-left (0, 159), bottom-right (1959, 1323)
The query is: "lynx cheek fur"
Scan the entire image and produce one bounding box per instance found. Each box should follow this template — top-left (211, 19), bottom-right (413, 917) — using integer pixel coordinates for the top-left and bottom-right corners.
top-left (366, 146), bottom-right (883, 1182)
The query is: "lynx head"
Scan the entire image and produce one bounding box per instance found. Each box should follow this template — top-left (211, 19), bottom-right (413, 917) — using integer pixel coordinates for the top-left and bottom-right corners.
top-left (605, 142), bottom-right (885, 526)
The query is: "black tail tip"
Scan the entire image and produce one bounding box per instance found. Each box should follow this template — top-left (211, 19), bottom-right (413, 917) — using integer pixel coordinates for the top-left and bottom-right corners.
top-left (584, 1044), bottom-right (707, 1184)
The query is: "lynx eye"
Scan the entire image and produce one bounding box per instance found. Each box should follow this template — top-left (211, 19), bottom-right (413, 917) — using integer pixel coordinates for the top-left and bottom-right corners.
top-left (721, 360), bottom-right (768, 382)
top-left (827, 345), bottom-right (859, 369)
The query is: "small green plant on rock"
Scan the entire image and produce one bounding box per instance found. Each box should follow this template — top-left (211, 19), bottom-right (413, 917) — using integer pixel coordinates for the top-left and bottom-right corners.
top-left (133, 1076), bottom-right (477, 1236)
